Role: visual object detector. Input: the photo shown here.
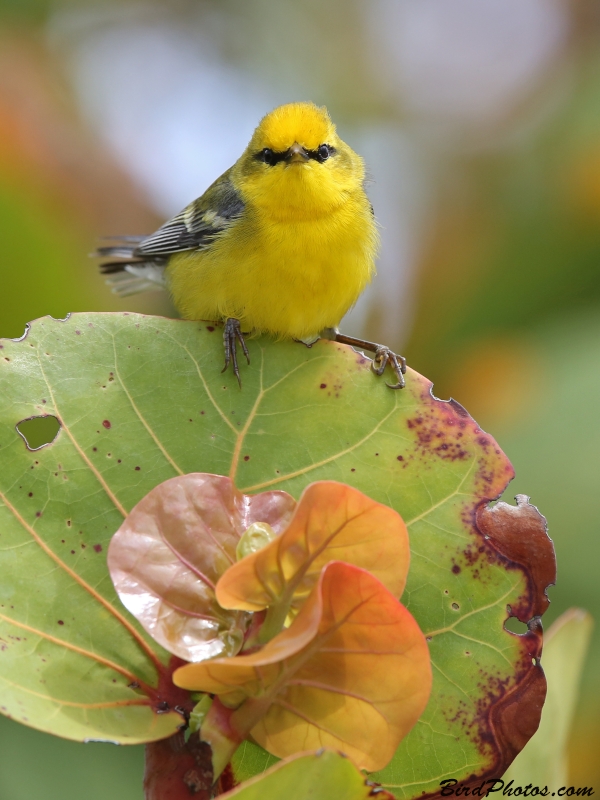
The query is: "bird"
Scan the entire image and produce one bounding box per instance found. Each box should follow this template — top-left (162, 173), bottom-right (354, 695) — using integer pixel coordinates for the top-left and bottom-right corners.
top-left (97, 102), bottom-right (406, 388)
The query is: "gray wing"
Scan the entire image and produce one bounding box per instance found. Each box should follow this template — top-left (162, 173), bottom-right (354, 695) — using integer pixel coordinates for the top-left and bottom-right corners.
top-left (135, 172), bottom-right (244, 256)
top-left (97, 170), bottom-right (244, 296)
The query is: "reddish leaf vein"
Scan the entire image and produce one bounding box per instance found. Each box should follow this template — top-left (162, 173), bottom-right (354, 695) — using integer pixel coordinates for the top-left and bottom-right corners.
top-left (0, 490), bottom-right (164, 674)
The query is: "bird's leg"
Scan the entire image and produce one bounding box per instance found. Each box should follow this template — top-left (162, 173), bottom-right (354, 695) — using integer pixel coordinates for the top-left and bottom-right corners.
top-left (221, 318), bottom-right (250, 387)
top-left (324, 328), bottom-right (407, 390)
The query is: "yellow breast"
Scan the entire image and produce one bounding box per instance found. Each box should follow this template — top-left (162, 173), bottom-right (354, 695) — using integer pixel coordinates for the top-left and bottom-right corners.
top-left (167, 193), bottom-right (377, 340)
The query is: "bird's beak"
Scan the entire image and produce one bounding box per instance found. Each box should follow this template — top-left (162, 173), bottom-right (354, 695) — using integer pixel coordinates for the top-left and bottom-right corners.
top-left (285, 142), bottom-right (309, 164)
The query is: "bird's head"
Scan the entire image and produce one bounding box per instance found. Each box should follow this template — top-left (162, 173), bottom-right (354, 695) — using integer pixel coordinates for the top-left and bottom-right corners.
top-left (235, 102), bottom-right (365, 220)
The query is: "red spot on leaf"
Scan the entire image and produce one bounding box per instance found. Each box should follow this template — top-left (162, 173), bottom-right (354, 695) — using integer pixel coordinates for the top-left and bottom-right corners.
top-left (102, 420), bottom-right (111, 429)
top-left (93, 544), bottom-right (103, 553)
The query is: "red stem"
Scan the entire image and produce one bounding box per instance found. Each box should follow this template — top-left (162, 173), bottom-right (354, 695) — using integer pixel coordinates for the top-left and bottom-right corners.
top-left (144, 732), bottom-right (213, 799)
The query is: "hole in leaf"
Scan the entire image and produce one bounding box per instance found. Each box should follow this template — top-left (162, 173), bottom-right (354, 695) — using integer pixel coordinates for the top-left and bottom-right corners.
top-left (504, 616), bottom-right (528, 635)
top-left (16, 416), bottom-right (61, 450)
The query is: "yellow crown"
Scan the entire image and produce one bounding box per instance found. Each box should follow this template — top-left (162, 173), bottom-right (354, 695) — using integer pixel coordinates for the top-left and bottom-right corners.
top-left (255, 103), bottom-right (336, 152)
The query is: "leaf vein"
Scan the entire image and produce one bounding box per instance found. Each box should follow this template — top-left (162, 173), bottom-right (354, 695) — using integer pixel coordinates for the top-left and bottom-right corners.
top-left (0, 612), bottom-right (147, 686)
top-left (162, 332), bottom-right (238, 434)
top-left (34, 349), bottom-right (128, 518)
top-left (0, 676), bottom-right (149, 709)
top-left (111, 335), bottom-right (184, 476)
top-left (0, 489), bottom-right (164, 673)
top-left (239, 399), bottom-right (400, 492)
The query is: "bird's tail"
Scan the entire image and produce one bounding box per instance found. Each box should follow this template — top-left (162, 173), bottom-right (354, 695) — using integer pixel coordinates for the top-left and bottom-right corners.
top-left (95, 238), bottom-right (167, 298)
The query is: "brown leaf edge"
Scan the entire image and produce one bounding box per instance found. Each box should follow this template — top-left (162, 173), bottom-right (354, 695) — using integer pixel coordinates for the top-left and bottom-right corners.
top-left (422, 493), bottom-right (556, 799)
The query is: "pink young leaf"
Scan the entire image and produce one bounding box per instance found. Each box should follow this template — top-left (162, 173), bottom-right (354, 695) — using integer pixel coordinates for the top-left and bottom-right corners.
top-left (108, 473), bottom-right (296, 661)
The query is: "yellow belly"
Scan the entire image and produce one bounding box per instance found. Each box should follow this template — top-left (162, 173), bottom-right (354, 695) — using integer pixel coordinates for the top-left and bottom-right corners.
top-left (166, 199), bottom-right (377, 340)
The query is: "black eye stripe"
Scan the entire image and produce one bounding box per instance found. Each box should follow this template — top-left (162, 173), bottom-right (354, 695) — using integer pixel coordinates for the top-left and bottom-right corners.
top-left (254, 148), bottom-right (287, 166)
top-left (254, 144), bottom-right (336, 166)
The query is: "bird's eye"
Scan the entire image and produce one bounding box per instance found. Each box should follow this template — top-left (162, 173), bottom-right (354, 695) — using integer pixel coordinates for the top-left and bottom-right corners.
top-left (260, 148), bottom-right (275, 165)
top-left (317, 144), bottom-right (330, 162)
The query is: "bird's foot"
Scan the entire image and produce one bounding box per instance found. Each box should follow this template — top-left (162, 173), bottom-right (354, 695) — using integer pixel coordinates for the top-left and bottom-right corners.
top-left (221, 318), bottom-right (250, 387)
top-left (330, 330), bottom-right (407, 389)
top-left (371, 346), bottom-right (406, 389)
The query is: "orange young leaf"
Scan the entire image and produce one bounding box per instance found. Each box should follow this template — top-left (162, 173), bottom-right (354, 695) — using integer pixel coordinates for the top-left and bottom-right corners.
top-left (216, 481), bottom-right (410, 620)
top-left (108, 473), bottom-right (295, 662)
top-left (174, 561), bottom-right (431, 772)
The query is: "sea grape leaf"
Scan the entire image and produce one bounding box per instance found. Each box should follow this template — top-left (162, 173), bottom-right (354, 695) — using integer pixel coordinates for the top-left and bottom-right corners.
top-left (216, 480), bottom-right (409, 614)
top-left (220, 749), bottom-right (395, 800)
top-left (0, 313), bottom-right (555, 794)
top-left (174, 562), bottom-right (432, 772)
top-left (107, 473), bottom-right (295, 662)
top-left (108, 477), bottom-right (407, 661)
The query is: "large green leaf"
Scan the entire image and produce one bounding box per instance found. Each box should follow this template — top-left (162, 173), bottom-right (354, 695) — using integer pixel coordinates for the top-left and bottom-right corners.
top-left (0, 313), bottom-right (555, 796)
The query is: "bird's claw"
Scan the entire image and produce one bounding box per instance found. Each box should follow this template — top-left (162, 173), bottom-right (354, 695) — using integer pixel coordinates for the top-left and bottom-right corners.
top-left (372, 346), bottom-right (406, 390)
top-left (221, 318), bottom-right (250, 387)
top-left (330, 331), bottom-right (408, 390)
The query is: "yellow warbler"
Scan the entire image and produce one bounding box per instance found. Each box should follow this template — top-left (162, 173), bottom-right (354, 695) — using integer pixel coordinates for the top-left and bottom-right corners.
top-left (99, 102), bottom-right (406, 387)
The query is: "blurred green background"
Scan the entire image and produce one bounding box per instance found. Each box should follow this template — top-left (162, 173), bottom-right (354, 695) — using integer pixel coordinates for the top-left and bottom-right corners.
top-left (1, 0), bottom-right (599, 796)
